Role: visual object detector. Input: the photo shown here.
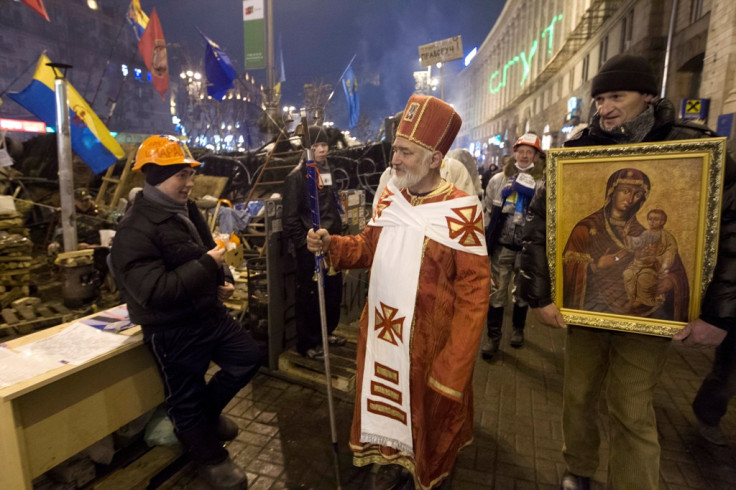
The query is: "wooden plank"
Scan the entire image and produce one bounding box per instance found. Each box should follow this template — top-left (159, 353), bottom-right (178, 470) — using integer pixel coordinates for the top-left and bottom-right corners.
top-left (2, 308), bottom-right (19, 324)
top-left (278, 350), bottom-right (355, 393)
top-left (94, 445), bottom-right (183, 490)
top-left (15, 305), bottom-right (36, 322)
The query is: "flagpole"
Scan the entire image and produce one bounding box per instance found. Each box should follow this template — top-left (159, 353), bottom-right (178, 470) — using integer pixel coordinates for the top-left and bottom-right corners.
top-left (300, 117), bottom-right (342, 489)
top-left (326, 54), bottom-right (357, 104)
top-left (89, 14), bottom-right (128, 105)
top-left (0, 56), bottom-right (39, 100)
top-left (48, 62), bottom-right (78, 253)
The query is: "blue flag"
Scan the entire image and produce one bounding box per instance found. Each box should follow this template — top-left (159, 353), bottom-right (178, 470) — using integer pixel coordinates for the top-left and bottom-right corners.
top-left (200, 30), bottom-right (237, 101)
top-left (342, 65), bottom-right (359, 128)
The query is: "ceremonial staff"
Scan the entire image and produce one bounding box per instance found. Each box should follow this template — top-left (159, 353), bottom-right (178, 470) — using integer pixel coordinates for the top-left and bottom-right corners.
top-left (300, 117), bottom-right (342, 488)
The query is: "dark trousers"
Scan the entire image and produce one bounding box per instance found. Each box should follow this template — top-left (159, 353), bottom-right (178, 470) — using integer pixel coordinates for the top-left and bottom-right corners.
top-left (693, 328), bottom-right (736, 426)
top-left (295, 246), bottom-right (342, 355)
top-left (144, 313), bottom-right (262, 464)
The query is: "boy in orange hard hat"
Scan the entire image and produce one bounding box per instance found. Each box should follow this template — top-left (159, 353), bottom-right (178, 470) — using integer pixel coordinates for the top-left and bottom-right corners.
top-left (110, 135), bottom-right (263, 490)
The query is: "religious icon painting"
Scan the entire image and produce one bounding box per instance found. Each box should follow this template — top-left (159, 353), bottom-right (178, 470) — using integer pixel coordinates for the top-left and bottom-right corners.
top-left (546, 138), bottom-right (726, 337)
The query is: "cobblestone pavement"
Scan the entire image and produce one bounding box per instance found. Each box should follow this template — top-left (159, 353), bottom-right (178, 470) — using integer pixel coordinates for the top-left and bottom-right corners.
top-left (160, 323), bottom-right (735, 489)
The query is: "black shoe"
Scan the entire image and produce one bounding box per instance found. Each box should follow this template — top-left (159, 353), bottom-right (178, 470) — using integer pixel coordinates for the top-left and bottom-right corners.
top-left (215, 415), bottom-right (239, 442)
top-left (198, 457), bottom-right (248, 489)
top-left (305, 346), bottom-right (324, 359)
top-left (560, 471), bottom-right (590, 490)
top-left (371, 464), bottom-right (410, 490)
top-left (328, 334), bottom-right (347, 346)
top-left (480, 336), bottom-right (500, 359)
top-left (510, 328), bottom-right (524, 348)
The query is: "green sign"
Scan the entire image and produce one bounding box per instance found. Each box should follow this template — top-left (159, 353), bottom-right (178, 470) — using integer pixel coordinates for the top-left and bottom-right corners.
top-left (489, 14), bottom-right (563, 94)
top-left (243, 0), bottom-right (265, 70)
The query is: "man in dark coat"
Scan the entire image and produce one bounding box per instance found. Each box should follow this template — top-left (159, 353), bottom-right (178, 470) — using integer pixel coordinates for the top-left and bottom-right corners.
top-left (519, 54), bottom-right (736, 490)
top-left (283, 125), bottom-right (346, 359)
top-left (110, 135), bottom-right (261, 490)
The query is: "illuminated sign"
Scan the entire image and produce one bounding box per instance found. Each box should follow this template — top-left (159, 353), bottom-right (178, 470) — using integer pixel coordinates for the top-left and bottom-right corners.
top-left (0, 118), bottom-right (47, 133)
top-left (489, 14), bottom-right (563, 94)
top-left (464, 47), bottom-right (478, 67)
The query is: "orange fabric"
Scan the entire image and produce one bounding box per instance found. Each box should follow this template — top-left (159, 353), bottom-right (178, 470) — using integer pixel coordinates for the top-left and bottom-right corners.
top-left (330, 185), bottom-right (490, 489)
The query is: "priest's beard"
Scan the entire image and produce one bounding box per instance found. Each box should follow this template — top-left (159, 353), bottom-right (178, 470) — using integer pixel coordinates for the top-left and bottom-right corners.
top-left (391, 153), bottom-right (432, 190)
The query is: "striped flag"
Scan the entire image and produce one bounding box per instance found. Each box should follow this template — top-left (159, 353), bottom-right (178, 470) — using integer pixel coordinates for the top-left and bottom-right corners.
top-left (8, 55), bottom-right (125, 174)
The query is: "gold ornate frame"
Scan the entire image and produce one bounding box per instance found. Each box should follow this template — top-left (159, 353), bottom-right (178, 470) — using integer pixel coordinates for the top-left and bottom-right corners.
top-left (547, 138), bottom-right (726, 337)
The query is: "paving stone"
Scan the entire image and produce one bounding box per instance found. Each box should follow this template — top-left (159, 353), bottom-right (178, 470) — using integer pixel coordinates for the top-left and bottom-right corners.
top-left (152, 323), bottom-right (734, 490)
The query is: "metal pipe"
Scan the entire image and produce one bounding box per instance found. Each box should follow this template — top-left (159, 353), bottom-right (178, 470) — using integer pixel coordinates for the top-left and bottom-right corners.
top-left (54, 76), bottom-right (77, 252)
top-left (661, 0), bottom-right (678, 99)
top-left (266, 0), bottom-right (274, 90)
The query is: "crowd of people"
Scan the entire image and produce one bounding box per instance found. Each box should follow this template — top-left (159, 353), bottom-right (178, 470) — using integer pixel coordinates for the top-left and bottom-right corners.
top-left (94, 54), bottom-right (733, 490)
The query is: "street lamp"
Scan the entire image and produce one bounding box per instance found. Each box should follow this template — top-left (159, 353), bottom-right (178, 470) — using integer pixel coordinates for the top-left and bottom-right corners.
top-left (179, 70), bottom-right (203, 101)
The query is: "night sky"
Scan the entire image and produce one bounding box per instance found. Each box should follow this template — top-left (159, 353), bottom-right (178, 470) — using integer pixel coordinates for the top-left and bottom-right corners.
top-left (152, 0), bottom-right (505, 131)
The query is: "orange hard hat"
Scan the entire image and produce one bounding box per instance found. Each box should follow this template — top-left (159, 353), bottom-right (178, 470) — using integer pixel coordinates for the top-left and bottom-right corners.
top-left (513, 133), bottom-right (543, 154)
top-left (132, 135), bottom-right (202, 172)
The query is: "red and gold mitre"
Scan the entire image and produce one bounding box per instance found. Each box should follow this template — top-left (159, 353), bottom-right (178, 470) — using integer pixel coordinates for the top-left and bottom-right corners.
top-left (395, 95), bottom-right (462, 156)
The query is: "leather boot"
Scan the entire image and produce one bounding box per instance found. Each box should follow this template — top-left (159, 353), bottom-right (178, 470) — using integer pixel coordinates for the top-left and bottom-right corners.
top-left (198, 457), bottom-right (248, 489)
top-left (510, 304), bottom-right (528, 348)
top-left (486, 305), bottom-right (504, 340)
top-left (215, 415), bottom-right (239, 442)
top-left (176, 420), bottom-right (228, 467)
top-left (480, 335), bottom-right (500, 359)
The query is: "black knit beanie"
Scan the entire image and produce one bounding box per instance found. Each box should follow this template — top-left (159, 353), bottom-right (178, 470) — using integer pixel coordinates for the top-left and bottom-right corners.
top-left (306, 125), bottom-right (329, 146)
top-left (144, 163), bottom-right (190, 186)
top-left (591, 54), bottom-right (658, 97)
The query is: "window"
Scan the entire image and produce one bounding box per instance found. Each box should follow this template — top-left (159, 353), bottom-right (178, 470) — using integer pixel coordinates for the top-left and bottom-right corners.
top-left (569, 68), bottom-right (575, 91)
top-left (620, 9), bottom-right (634, 51)
top-left (598, 36), bottom-right (609, 69)
top-left (582, 54), bottom-right (590, 83)
top-left (690, 0), bottom-right (704, 23)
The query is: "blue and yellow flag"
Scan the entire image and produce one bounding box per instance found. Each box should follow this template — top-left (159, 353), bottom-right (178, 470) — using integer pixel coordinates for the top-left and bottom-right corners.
top-left (127, 0), bottom-right (149, 41)
top-left (274, 33), bottom-right (286, 96)
top-left (8, 54), bottom-right (125, 174)
top-left (342, 65), bottom-right (359, 128)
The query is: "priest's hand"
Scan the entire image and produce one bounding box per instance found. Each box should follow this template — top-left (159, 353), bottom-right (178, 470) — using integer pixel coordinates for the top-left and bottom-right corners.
top-left (532, 303), bottom-right (567, 328)
top-left (307, 228), bottom-right (331, 253)
top-left (673, 318), bottom-right (727, 347)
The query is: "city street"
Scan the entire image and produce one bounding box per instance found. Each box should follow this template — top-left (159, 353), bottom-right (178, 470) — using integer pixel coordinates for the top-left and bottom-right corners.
top-left (159, 322), bottom-right (736, 489)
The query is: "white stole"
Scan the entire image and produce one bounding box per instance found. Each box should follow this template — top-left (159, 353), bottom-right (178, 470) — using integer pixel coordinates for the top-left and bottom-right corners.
top-left (360, 181), bottom-right (486, 455)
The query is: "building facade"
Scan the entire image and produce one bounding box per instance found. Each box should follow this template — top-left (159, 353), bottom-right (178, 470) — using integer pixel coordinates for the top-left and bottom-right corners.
top-left (451, 0), bottom-right (736, 166)
top-left (0, 0), bottom-right (175, 137)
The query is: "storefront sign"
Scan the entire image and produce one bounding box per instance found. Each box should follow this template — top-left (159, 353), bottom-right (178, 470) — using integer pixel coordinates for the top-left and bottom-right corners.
top-left (680, 98), bottom-right (709, 121)
top-left (716, 113), bottom-right (734, 138)
top-left (489, 14), bottom-right (563, 94)
top-left (0, 118), bottom-right (46, 133)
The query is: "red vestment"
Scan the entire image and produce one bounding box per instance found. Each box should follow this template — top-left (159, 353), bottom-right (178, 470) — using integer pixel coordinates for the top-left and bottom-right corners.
top-left (329, 183), bottom-right (491, 489)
